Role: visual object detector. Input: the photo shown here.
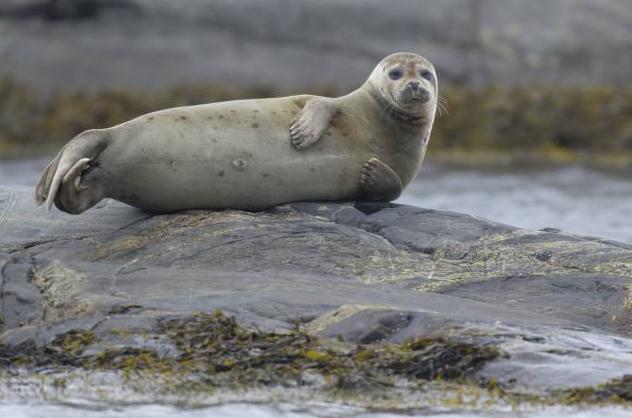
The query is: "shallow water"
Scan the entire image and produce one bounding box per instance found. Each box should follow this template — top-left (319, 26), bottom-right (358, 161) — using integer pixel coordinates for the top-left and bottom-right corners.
top-left (3, 158), bottom-right (631, 243)
top-left (0, 157), bottom-right (50, 188)
top-left (398, 164), bottom-right (632, 244)
top-left (1, 402), bottom-right (631, 418)
top-left (0, 402), bottom-right (632, 418)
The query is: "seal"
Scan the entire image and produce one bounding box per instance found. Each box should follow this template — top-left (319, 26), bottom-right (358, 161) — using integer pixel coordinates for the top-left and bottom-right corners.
top-left (34, 52), bottom-right (438, 214)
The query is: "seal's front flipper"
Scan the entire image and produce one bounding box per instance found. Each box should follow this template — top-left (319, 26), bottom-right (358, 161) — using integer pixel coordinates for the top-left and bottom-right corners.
top-left (290, 98), bottom-right (338, 150)
top-left (360, 158), bottom-right (404, 202)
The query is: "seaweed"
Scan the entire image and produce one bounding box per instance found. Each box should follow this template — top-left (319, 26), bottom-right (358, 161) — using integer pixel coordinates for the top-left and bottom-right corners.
top-left (0, 311), bottom-right (499, 392)
top-left (157, 311), bottom-right (502, 390)
top-left (1, 311), bottom-right (631, 408)
top-left (560, 375), bottom-right (632, 404)
top-left (49, 329), bottom-right (96, 356)
top-left (0, 330), bottom-right (96, 367)
top-left (429, 85), bottom-right (632, 168)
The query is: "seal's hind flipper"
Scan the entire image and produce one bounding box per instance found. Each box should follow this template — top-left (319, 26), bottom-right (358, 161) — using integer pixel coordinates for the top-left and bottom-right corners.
top-left (54, 157), bottom-right (104, 215)
top-left (360, 158), bottom-right (403, 202)
top-left (35, 129), bottom-right (108, 214)
top-left (63, 158), bottom-right (91, 188)
top-left (289, 98), bottom-right (338, 150)
top-left (35, 158), bottom-right (56, 205)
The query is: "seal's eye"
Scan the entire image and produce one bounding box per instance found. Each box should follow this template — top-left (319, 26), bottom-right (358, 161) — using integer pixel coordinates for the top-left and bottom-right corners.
top-left (420, 70), bottom-right (433, 81)
top-left (388, 69), bottom-right (403, 80)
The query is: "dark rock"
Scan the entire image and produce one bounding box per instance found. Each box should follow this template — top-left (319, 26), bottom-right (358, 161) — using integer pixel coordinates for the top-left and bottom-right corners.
top-left (1, 184), bottom-right (632, 408)
top-left (6, 0), bottom-right (140, 22)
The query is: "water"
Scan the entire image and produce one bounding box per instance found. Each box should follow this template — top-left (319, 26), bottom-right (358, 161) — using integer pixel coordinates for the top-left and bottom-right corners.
top-left (4, 158), bottom-right (631, 244)
top-left (0, 402), bottom-right (631, 418)
top-left (397, 164), bottom-right (632, 244)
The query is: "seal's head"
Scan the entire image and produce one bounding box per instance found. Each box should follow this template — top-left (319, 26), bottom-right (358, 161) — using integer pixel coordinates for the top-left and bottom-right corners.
top-left (367, 52), bottom-right (437, 119)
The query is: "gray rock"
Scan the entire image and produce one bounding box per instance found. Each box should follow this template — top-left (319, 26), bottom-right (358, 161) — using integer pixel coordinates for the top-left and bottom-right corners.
top-left (1, 184), bottom-right (632, 408)
top-left (1, 0), bottom-right (631, 92)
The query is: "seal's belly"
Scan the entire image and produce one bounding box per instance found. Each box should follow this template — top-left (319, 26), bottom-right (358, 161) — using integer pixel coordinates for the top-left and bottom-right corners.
top-left (97, 99), bottom-right (367, 212)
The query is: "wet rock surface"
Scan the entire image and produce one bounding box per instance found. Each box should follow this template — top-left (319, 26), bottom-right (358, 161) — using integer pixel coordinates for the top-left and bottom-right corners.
top-left (1, 184), bottom-right (632, 410)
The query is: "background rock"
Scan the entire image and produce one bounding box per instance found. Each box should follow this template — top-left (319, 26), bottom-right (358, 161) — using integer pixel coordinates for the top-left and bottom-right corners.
top-left (1, 0), bottom-right (631, 92)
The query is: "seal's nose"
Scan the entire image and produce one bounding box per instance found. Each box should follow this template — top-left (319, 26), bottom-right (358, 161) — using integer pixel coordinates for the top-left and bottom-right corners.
top-left (409, 80), bottom-right (421, 90)
top-left (419, 88), bottom-right (430, 102)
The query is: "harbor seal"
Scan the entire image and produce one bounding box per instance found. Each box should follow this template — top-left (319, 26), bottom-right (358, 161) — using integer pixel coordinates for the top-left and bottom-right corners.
top-left (34, 52), bottom-right (438, 214)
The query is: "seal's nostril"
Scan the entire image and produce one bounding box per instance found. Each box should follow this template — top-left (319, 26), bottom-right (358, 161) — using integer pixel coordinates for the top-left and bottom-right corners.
top-left (409, 81), bottom-right (420, 90)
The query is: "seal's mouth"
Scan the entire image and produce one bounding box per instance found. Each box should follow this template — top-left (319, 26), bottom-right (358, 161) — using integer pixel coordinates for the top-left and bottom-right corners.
top-left (397, 86), bottom-right (431, 105)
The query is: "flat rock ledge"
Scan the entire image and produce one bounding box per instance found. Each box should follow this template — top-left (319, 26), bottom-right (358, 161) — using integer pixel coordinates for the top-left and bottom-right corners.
top-left (1, 185), bottom-right (632, 412)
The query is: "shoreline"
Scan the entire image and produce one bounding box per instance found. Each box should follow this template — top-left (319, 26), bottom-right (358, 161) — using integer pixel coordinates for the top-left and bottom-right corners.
top-left (1, 79), bottom-right (631, 171)
top-left (426, 149), bottom-right (632, 174)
